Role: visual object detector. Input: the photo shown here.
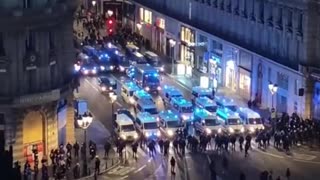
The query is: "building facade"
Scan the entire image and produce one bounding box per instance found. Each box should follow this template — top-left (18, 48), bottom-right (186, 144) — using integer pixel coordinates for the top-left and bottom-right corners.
top-left (0, 0), bottom-right (78, 164)
top-left (129, 0), bottom-right (320, 120)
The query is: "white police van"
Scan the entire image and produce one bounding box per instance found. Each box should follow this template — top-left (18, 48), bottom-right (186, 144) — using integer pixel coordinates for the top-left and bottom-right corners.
top-left (132, 89), bottom-right (153, 106)
top-left (237, 107), bottom-right (264, 133)
top-left (158, 110), bottom-right (184, 137)
top-left (135, 112), bottom-right (161, 139)
top-left (170, 97), bottom-right (194, 122)
top-left (114, 113), bottom-right (139, 141)
top-left (193, 108), bottom-right (223, 135)
top-left (161, 85), bottom-right (183, 104)
top-left (215, 96), bottom-right (238, 112)
top-left (195, 96), bottom-right (218, 115)
top-left (136, 98), bottom-right (158, 117)
top-left (121, 81), bottom-right (141, 104)
top-left (217, 108), bottom-right (245, 134)
top-left (192, 86), bottom-right (214, 99)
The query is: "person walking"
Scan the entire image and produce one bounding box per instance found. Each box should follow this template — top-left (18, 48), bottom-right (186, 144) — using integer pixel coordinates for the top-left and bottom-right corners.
top-left (73, 141), bottom-right (80, 158)
top-left (95, 156), bottom-right (101, 175)
top-left (286, 168), bottom-right (291, 180)
top-left (170, 157), bottom-right (176, 174)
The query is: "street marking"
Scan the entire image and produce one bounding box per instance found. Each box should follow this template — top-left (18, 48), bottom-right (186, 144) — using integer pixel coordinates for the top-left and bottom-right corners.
top-left (256, 149), bottom-right (284, 159)
top-left (119, 175), bottom-right (129, 180)
top-left (107, 166), bottom-right (135, 176)
top-left (133, 164), bottom-right (146, 173)
top-left (84, 78), bottom-right (99, 91)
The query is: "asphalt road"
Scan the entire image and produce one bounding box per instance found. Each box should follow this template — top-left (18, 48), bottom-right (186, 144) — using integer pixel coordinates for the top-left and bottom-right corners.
top-left (77, 72), bottom-right (320, 180)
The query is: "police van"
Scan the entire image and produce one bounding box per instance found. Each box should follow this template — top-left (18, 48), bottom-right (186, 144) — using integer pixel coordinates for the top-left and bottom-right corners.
top-left (161, 85), bottom-right (183, 104)
top-left (217, 108), bottom-right (244, 134)
top-left (136, 99), bottom-right (158, 117)
top-left (193, 108), bottom-right (223, 135)
top-left (125, 44), bottom-right (139, 54)
top-left (237, 107), bottom-right (264, 133)
top-left (192, 86), bottom-right (214, 99)
top-left (170, 97), bottom-right (194, 122)
top-left (144, 51), bottom-right (164, 72)
top-left (215, 96), bottom-right (238, 112)
top-left (135, 112), bottom-right (161, 138)
top-left (132, 89), bottom-right (153, 106)
top-left (114, 113), bottom-right (139, 141)
top-left (195, 96), bottom-right (218, 115)
top-left (158, 110), bottom-right (184, 137)
top-left (121, 81), bottom-right (141, 104)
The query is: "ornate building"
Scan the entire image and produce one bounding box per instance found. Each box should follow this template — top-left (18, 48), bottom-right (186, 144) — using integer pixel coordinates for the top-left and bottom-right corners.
top-left (0, 0), bottom-right (78, 164)
top-left (129, 0), bottom-right (320, 119)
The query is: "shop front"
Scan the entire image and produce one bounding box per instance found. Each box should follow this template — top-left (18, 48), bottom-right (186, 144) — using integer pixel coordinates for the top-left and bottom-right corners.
top-left (180, 26), bottom-right (195, 76)
top-left (238, 68), bottom-right (252, 101)
top-left (225, 60), bottom-right (237, 91)
top-left (154, 17), bottom-right (165, 53)
top-left (202, 52), bottom-right (222, 89)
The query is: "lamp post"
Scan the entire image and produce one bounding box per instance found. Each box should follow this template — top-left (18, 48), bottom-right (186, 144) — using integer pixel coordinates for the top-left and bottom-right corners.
top-left (77, 112), bottom-right (93, 176)
top-left (268, 82), bottom-right (278, 110)
top-left (91, 0), bottom-right (97, 13)
top-left (169, 39), bottom-right (176, 75)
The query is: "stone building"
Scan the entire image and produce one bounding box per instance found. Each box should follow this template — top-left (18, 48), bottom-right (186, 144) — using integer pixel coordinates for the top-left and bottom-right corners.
top-left (127, 0), bottom-right (320, 119)
top-left (0, 0), bottom-right (78, 164)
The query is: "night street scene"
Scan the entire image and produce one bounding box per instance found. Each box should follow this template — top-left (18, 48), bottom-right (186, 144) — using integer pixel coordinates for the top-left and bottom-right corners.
top-left (1, 0), bottom-right (320, 180)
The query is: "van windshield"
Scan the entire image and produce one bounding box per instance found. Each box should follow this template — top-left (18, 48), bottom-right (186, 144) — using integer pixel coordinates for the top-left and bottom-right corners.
top-left (205, 119), bottom-right (219, 126)
top-left (143, 122), bottom-right (158, 129)
top-left (181, 106), bottom-right (193, 113)
top-left (205, 106), bottom-right (217, 113)
top-left (228, 118), bottom-right (241, 125)
top-left (121, 125), bottom-right (135, 132)
top-left (145, 108), bottom-right (158, 115)
top-left (249, 118), bottom-right (262, 124)
top-left (167, 121), bottom-right (182, 128)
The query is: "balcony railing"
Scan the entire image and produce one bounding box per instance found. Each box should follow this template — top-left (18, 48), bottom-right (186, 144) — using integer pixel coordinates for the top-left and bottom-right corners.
top-left (0, 0), bottom-right (79, 30)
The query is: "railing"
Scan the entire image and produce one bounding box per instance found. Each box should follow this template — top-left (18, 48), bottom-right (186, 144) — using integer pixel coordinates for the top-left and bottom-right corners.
top-left (0, 0), bottom-right (79, 29)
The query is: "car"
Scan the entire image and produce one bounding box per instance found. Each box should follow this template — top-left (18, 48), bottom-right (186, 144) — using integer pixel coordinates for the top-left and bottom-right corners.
top-left (97, 75), bottom-right (117, 94)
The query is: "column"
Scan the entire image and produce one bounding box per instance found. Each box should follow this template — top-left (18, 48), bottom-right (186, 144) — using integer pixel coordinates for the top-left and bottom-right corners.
top-left (65, 96), bottom-right (75, 144)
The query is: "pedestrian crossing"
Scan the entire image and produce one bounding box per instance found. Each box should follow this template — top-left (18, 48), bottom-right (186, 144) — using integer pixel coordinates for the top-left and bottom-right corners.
top-left (107, 165), bottom-right (136, 176)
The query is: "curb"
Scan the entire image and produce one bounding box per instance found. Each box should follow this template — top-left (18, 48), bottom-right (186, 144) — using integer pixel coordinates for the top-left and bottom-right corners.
top-left (79, 159), bottom-right (121, 179)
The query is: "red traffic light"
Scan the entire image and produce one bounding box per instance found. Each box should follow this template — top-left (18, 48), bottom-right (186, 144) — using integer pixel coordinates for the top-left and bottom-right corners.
top-left (108, 29), bottom-right (113, 33)
top-left (108, 20), bottom-right (113, 25)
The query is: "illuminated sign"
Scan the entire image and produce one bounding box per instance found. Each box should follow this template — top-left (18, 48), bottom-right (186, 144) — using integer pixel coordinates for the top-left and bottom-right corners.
top-left (156, 18), bottom-right (165, 29)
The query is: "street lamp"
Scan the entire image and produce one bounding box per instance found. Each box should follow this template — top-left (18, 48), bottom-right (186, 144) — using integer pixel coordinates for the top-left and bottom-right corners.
top-left (169, 39), bottom-right (176, 75)
top-left (77, 112), bottom-right (93, 176)
top-left (268, 82), bottom-right (278, 109)
top-left (107, 10), bottom-right (114, 17)
top-left (91, 1), bottom-right (97, 13)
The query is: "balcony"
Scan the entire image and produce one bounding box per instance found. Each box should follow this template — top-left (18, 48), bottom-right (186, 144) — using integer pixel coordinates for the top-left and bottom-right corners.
top-left (0, 0), bottom-right (79, 30)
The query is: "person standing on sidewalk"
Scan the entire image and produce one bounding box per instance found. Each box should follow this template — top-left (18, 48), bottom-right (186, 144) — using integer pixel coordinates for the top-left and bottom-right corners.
top-left (104, 140), bottom-right (111, 158)
top-left (170, 157), bottom-right (176, 174)
top-left (73, 163), bottom-right (80, 179)
top-left (95, 156), bottom-right (101, 175)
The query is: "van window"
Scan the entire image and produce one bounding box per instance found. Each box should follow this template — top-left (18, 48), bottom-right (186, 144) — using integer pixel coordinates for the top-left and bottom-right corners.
top-left (165, 93), bottom-right (169, 98)
top-left (136, 118), bottom-right (141, 125)
top-left (129, 91), bottom-right (134, 96)
top-left (134, 95), bottom-right (139, 101)
top-left (121, 87), bottom-right (127, 94)
top-left (137, 104), bottom-right (142, 111)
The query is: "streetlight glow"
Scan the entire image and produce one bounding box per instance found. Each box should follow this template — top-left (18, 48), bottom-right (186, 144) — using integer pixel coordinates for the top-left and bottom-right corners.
top-left (91, 0), bottom-right (96, 6)
top-left (136, 23), bottom-right (142, 30)
top-left (107, 10), bottom-right (114, 17)
top-left (169, 39), bottom-right (176, 47)
top-left (268, 83), bottom-right (278, 95)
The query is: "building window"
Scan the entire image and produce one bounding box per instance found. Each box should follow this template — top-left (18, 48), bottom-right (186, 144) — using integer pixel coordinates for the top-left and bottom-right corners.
top-left (267, 4), bottom-right (273, 26)
top-left (276, 7), bottom-right (283, 30)
top-left (234, 0), bottom-right (239, 15)
top-left (144, 10), bottom-right (152, 24)
top-left (220, 0), bottom-right (224, 10)
top-left (0, 33), bottom-right (5, 56)
top-left (23, 0), bottom-right (32, 9)
top-left (226, 0), bottom-right (231, 13)
top-left (297, 12), bottom-right (303, 36)
top-left (49, 31), bottom-right (55, 50)
top-left (268, 67), bottom-right (271, 82)
top-left (277, 72), bottom-right (289, 90)
top-left (258, 1), bottom-right (264, 23)
top-left (241, 0), bottom-right (247, 18)
top-left (286, 10), bottom-right (293, 32)
top-left (156, 18), bottom-right (165, 29)
top-left (0, 113), bottom-right (4, 125)
top-left (250, 0), bottom-right (256, 21)
top-left (213, 0), bottom-right (218, 8)
top-left (139, 8), bottom-right (144, 22)
top-left (25, 31), bottom-right (35, 51)
top-left (206, 0), bottom-right (211, 6)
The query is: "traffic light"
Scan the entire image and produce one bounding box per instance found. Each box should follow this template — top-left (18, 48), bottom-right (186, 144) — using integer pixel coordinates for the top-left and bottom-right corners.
top-left (108, 20), bottom-right (113, 25)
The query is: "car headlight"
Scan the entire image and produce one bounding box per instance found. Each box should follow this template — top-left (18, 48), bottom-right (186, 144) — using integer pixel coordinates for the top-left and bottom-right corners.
top-left (167, 130), bottom-right (173, 136)
top-left (121, 135), bottom-right (127, 140)
top-left (129, 97), bottom-right (135, 104)
top-left (206, 128), bottom-right (212, 134)
top-left (145, 87), bottom-right (150, 91)
top-left (145, 132), bottom-right (150, 137)
top-left (92, 69), bottom-right (97, 74)
top-left (160, 66), bottom-right (164, 71)
top-left (100, 66), bottom-right (105, 71)
top-left (119, 66), bottom-right (125, 72)
top-left (84, 70), bottom-right (89, 74)
top-left (109, 87), bottom-right (113, 90)
top-left (249, 127), bottom-right (255, 133)
top-left (241, 127), bottom-right (245, 133)
top-left (101, 86), bottom-right (106, 91)
top-left (157, 86), bottom-right (161, 91)
top-left (156, 131), bottom-right (161, 137)
top-left (110, 65), bottom-right (114, 70)
top-left (133, 133), bottom-right (138, 139)
top-left (218, 128), bottom-right (222, 134)
top-left (261, 126), bottom-right (265, 130)
top-left (229, 127), bottom-right (234, 133)
top-left (182, 115), bottom-right (188, 120)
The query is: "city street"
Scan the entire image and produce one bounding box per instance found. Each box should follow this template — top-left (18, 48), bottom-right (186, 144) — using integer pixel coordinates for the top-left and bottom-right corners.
top-left (77, 73), bottom-right (320, 180)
